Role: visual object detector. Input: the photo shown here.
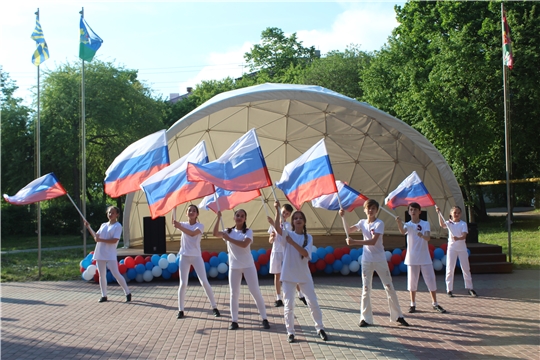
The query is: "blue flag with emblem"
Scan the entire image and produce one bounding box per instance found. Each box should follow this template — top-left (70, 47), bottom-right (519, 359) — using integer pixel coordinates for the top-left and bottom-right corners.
top-left (31, 15), bottom-right (50, 66)
top-left (79, 16), bottom-right (103, 62)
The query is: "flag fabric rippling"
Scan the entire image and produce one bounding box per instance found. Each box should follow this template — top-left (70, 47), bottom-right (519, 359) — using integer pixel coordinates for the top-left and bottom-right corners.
top-left (384, 171), bottom-right (435, 210)
top-left (31, 15), bottom-right (50, 66)
top-left (79, 16), bottom-right (103, 62)
top-left (199, 187), bottom-right (260, 213)
top-left (3, 173), bottom-right (66, 205)
top-left (311, 180), bottom-right (368, 212)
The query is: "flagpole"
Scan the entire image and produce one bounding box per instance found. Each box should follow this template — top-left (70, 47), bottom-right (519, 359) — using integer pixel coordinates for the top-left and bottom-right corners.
top-left (335, 194), bottom-right (349, 238)
top-left (66, 193), bottom-right (96, 237)
top-left (501, 3), bottom-right (512, 262)
top-left (80, 7), bottom-right (87, 257)
top-left (35, 8), bottom-right (42, 280)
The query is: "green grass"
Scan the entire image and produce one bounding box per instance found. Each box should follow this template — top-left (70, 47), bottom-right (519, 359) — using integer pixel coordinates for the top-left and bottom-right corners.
top-left (1, 235), bottom-right (83, 251)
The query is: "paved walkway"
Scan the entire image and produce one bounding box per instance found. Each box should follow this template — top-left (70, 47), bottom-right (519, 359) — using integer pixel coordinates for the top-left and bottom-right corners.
top-left (2, 270), bottom-right (539, 359)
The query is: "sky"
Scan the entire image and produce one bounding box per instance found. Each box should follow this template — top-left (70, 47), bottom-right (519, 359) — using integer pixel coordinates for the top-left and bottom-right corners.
top-left (1, 1), bottom-right (404, 105)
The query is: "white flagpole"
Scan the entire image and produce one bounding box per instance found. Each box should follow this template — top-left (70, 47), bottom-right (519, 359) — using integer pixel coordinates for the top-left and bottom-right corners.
top-left (35, 8), bottom-right (42, 280)
top-left (380, 206), bottom-right (398, 219)
top-left (80, 7), bottom-right (87, 257)
top-left (335, 193), bottom-right (349, 239)
top-left (214, 192), bottom-right (225, 231)
top-left (66, 193), bottom-right (96, 237)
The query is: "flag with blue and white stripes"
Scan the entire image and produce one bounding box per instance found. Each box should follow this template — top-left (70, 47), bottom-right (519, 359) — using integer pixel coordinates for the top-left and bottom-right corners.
top-left (31, 15), bottom-right (50, 66)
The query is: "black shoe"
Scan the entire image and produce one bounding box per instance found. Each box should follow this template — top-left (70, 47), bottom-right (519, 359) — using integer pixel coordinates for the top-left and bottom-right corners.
top-left (396, 317), bottom-right (410, 327)
top-left (287, 334), bottom-right (295, 343)
top-left (359, 320), bottom-right (370, 327)
top-left (228, 322), bottom-right (239, 330)
top-left (298, 297), bottom-right (307, 305)
top-left (177, 311), bottom-right (184, 319)
top-left (433, 304), bottom-right (446, 313)
top-left (408, 306), bottom-right (416, 313)
top-left (447, 291), bottom-right (454, 298)
top-left (213, 308), bottom-right (220, 317)
top-left (468, 289), bottom-right (478, 297)
top-left (98, 296), bottom-right (108, 303)
top-left (274, 299), bottom-right (284, 307)
top-left (318, 329), bottom-right (328, 341)
top-left (126, 293), bottom-right (132, 302)
top-left (262, 319), bottom-right (270, 329)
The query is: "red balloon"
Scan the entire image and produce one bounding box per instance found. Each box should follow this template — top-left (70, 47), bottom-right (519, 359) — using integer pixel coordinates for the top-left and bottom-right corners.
top-left (190, 265), bottom-right (194, 273)
top-left (171, 271), bottom-right (179, 279)
top-left (316, 259), bottom-right (326, 271)
top-left (255, 261), bottom-right (261, 271)
top-left (266, 248), bottom-right (272, 255)
top-left (387, 261), bottom-right (394, 272)
top-left (80, 266), bottom-right (85, 273)
top-left (428, 244), bottom-right (435, 252)
top-left (429, 249), bottom-right (435, 259)
top-left (391, 254), bottom-right (402, 265)
top-left (93, 272), bottom-right (100, 282)
top-left (440, 243), bottom-right (448, 253)
top-left (144, 256), bottom-right (152, 263)
top-left (89, 251), bottom-right (95, 255)
top-left (134, 255), bottom-right (145, 265)
top-left (118, 264), bottom-right (127, 274)
top-left (209, 252), bottom-right (218, 258)
top-left (324, 253), bottom-right (335, 265)
top-left (201, 251), bottom-right (211, 263)
top-left (124, 256), bottom-right (135, 268)
top-left (342, 247), bottom-right (351, 255)
top-left (309, 262), bottom-right (316, 273)
top-left (401, 249), bottom-right (407, 261)
top-left (258, 253), bottom-right (269, 266)
top-left (92, 260), bottom-right (97, 265)
top-left (333, 248), bottom-right (343, 260)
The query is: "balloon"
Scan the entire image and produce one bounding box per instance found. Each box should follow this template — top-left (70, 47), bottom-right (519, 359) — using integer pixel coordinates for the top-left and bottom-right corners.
top-left (258, 253), bottom-right (269, 266)
top-left (144, 256), bottom-right (152, 263)
top-left (126, 268), bottom-right (137, 280)
top-left (391, 267), bottom-right (401, 276)
top-left (143, 270), bottom-right (153, 282)
top-left (349, 260), bottom-right (360, 273)
top-left (387, 261), bottom-right (394, 272)
top-left (124, 257), bottom-right (135, 268)
top-left (324, 253), bottom-right (335, 265)
top-left (158, 258), bottom-right (169, 269)
top-left (310, 252), bottom-right (319, 263)
top-left (441, 255), bottom-right (447, 266)
top-left (341, 254), bottom-right (352, 265)
top-left (107, 271), bottom-right (115, 283)
top-left (325, 246), bottom-right (334, 254)
top-left (309, 262), bottom-right (316, 273)
top-left (401, 249), bottom-right (407, 261)
top-left (202, 251), bottom-right (211, 263)
top-left (217, 272), bottom-right (227, 280)
top-left (80, 266), bottom-right (85, 273)
top-left (255, 261), bottom-right (260, 272)
top-left (391, 254), bottom-right (402, 265)
top-left (161, 254), bottom-right (168, 259)
top-left (399, 261), bottom-right (407, 273)
top-left (209, 256), bottom-right (220, 267)
top-left (94, 272), bottom-right (100, 283)
top-left (467, 249), bottom-right (471, 256)
top-left (167, 262), bottom-right (179, 274)
top-left (434, 248), bottom-right (445, 260)
top-left (332, 260), bottom-right (343, 271)
top-left (358, 255), bottom-right (363, 263)
top-left (258, 248), bottom-right (266, 255)
top-left (429, 249), bottom-right (435, 259)
top-left (315, 259), bottom-right (326, 271)
top-left (145, 262), bottom-right (154, 271)
top-left (135, 273), bottom-right (144, 283)
top-left (86, 264), bottom-right (97, 276)
top-left (151, 266), bottom-right (162, 277)
top-left (151, 254), bottom-right (160, 266)
top-left (259, 264), bottom-right (269, 276)
top-left (82, 270), bottom-right (93, 281)
top-left (333, 248), bottom-right (343, 260)
top-left (217, 263), bottom-right (228, 274)
top-left (251, 250), bottom-right (259, 262)
top-left (342, 247), bottom-right (351, 255)
top-left (218, 252), bottom-right (228, 264)
top-left (385, 251), bottom-right (392, 261)
top-left (118, 264), bottom-right (127, 274)
top-left (358, 248), bottom-right (363, 256)
top-left (433, 259), bottom-right (443, 271)
top-left (162, 269), bottom-right (172, 279)
top-left (208, 267), bottom-right (219, 278)
top-left (81, 258), bottom-right (91, 269)
top-left (204, 262), bottom-right (210, 272)
top-left (340, 264), bottom-right (350, 275)
top-left (440, 243), bottom-right (448, 253)
top-left (311, 245), bottom-right (318, 254)
top-left (349, 249), bottom-right (359, 260)
top-left (135, 263), bottom-right (146, 274)
top-left (134, 255), bottom-right (145, 265)
top-left (324, 264), bottom-right (333, 274)
top-left (168, 253), bottom-right (177, 263)
top-left (428, 244), bottom-right (435, 252)
top-left (266, 248), bottom-right (272, 255)
top-left (316, 247), bottom-right (327, 259)
top-left (392, 248), bottom-right (402, 256)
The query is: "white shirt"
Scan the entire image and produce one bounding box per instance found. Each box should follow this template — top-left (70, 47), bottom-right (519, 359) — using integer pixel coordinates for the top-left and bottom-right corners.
top-left (227, 228), bottom-right (254, 269)
top-left (178, 221), bottom-right (204, 256)
top-left (279, 231), bottom-right (313, 284)
top-left (268, 221), bottom-right (292, 253)
top-left (445, 220), bottom-right (468, 251)
top-left (354, 218), bottom-right (386, 263)
top-left (93, 222), bottom-right (122, 261)
top-left (404, 220), bottom-right (432, 265)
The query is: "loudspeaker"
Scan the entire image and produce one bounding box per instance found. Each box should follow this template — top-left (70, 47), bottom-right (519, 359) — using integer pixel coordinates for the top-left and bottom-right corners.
top-left (143, 216), bottom-right (166, 254)
top-left (404, 210), bottom-right (427, 222)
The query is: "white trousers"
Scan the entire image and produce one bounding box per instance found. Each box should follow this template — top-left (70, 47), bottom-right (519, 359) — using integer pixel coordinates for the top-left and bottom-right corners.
top-left (96, 260), bottom-right (130, 297)
top-left (178, 255), bottom-right (217, 311)
top-left (446, 249), bottom-right (473, 291)
top-left (361, 261), bottom-right (404, 323)
top-left (282, 280), bottom-right (324, 335)
top-left (228, 266), bottom-right (267, 322)
top-left (407, 264), bottom-right (437, 292)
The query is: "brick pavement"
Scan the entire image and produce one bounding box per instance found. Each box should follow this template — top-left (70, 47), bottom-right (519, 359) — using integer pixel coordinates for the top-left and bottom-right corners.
top-left (2, 270), bottom-right (539, 359)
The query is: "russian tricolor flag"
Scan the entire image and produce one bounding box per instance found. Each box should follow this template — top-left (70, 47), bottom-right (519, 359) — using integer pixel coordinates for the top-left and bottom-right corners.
top-left (187, 129), bottom-right (272, 191)
top-left (140, 141), bottom-right (215, 219)
top-left (199, 187), bottom-right (261, 213)
top-left (3, 173), bottom-right (67, 205)
top-left (385, 171), bottom-right (436, 209)
top-left (276, 139), bottom-right (338, 210)
top-left (311, 181), bottom-right (368, 212)
top-left (104, 130), bottom-right (170, 198)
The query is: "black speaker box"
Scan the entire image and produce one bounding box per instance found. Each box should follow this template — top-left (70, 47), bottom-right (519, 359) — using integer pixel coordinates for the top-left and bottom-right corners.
top-left (143, 216), bottom-right (166, 254)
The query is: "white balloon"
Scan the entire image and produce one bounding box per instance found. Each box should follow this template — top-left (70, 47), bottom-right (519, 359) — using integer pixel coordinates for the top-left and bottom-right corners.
top-left (340, 264), bottom-right (350, 275)
top-left (358, 255), bottom-right (363, 263)
top-left (441, 255), bottom-right (447, 266)
top-left (385, 251), bottom-right (392, 261)
top-left (208, 267), bottom-right (219, 278)
top-left (311, 245), bottom-right (317, 254)
top-left (433, 259), bottom-right (443, 271)
top-left (86, 264), bottom-right (97, 276)
top-left (135, 273), bottom-right (144, 283)
top-left (158, 258), bottom-right (169, 269)
top-left (151, 266), bottom-right (163, 277)
top-left (349, 260), bottom-right (360, 273)
top-left (82, 270), bottom-right (93, 281)
top-left (217, 263), bottom-right (228, 274)
top-left (143, 270), bottom-right (154, 282)
top-left (167, 253), bottom-right (177, 263)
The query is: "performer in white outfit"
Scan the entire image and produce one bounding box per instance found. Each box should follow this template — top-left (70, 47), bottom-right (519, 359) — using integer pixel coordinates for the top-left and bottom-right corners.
top-left (269, 201), bottom-right (328, 343)
top-left (340, 199), bottom-right (409, 327)
top-left (173, 204), bottom-right (220, 319)
top-left (213, 209), bottom-right (270, 331)
top-left (435, 205), bottom-right (477, 297)
top-left (84, 206), bottom-right (131, 303)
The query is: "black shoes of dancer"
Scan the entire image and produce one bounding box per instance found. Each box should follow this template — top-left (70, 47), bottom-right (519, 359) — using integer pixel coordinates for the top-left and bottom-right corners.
top-left (298, 296), bottom-right (307, 305)
top-left (274, 299), bottom-right (284, 307)
top-left (318, 329), bottom-right (328, 341)
top-left (99, 295), bottom-right (131, 303)
top-left (98, 297), bottom-right (108, 303)
top-left (228, 322), bottom-right (239, 330)
top-left (447, 291), bottom-right (454, 297)
top-left (177, 311), bottom-right (184, 319)
top-left (468, 289), bottom-right (478, 297)
top-left (262, 319), bottom-right (270, 329)
top-left (287, 334), bottom-right (295, 343)
top-left (396, 317), bottom-right (410, 326)
top-left (433, 304), bottom-right (447, 313)
top-left (126, 293), bottom-right (132, 302)
top-left (213, 308), bottom-right (221, 317)
top-left (359, 320), bottom-right (371, 327)
top-left (408, 306), bottom-right (416, 313)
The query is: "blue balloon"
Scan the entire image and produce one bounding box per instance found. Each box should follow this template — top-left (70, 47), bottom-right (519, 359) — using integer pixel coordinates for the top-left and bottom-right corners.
top-left (209, 256), bottom-right (220, 267)
top-left (167, 262), bottom-right (179, 274)
top-left (467, 249), bottom-right (471, 256)
top-left (145, 262), bottom-right (154, 271)
top-left (391, 267), bottom-right (401, 276)
top-left (259, 264), bottom-right (269, 276)
top-left (204, 262), bottom-right (210, 272)
top-left (251, 250), bottom-right (259, 262)
top-left (106, 270), bottom-right (115, 283)
top-left (135, 264), bottom-right (146, 274)
top-left (161, 254), bottom-right (168, 259)
top-left (456, 258), bottom-right (461, 268)
top-left (316, 247), bottom-right (327, 258)
top-left (151, 254), bottom-right (160, 266)
top-left (358, 248), bottom-right (364, 256)
top-left (399, 262), bottom-right (408, 273)
top-left (434, 248), bottom-right (445, 260)
top-left (217, 272), bottom-right (227, 280)
top-left (392, 248), bottom-right (402, 256)
top-left (127, 268), bottom-right (137, 280)
top-left (85, 253), bottom-right (93, 260)
top-left (258, 248), bottom-right (267, 255)
top-left (310, 252), bottom-right (319, 263)
top-left (341, 254), bottom-right (352, 265)
top-left (190, 270), bottom-right (197, 278)
top-left (162, 269), bottom-right (171, 279)
top-left (81, 258), bottom-right (91, 269)
top-left (218, 252), bottom-right (228, 264)
top-left (119, 259), bottom-right (125, 264)
top-left (332, 260), bottom-right (343, 271)
top-left (324, 264), bottom-right (333, 274)
top-left (350, 249), bottom-right (359, 260)
top-left (325, 246), bottom-right (334, 254)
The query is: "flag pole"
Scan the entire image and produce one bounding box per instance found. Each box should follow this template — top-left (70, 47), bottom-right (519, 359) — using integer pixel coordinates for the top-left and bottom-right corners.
top-left (335, 194), bottom-right (349, 239)
top-left (66, 193), bottom-right (96, 237)
top-left (35, 8), bottom-right (42, 280)
top-left (80, 7), bottom-right (87, 257)
top-left (501, 3), bottom-right (512, 262)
